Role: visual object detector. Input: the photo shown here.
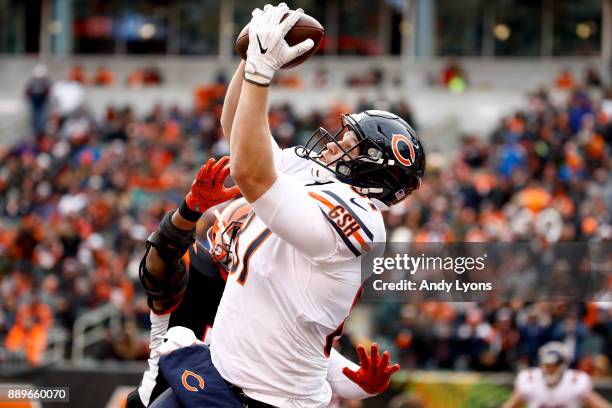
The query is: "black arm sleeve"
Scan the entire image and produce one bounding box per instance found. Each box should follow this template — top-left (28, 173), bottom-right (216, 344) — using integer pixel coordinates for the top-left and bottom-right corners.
top-left (139, 243), bottom-right (189, 314)
top-left (139, 211), bottom-right (195, 314)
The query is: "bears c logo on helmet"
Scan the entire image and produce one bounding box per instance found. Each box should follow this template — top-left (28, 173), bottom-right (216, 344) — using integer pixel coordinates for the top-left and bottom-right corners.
top-left (181, 370), bottom-right (205, 392)
top-left (391, 134), bottom-right (416, 167)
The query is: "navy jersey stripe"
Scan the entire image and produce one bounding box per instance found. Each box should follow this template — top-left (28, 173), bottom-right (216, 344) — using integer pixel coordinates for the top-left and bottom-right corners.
top-left (322, 190), bottom-right (374, 240)
top-left (320, 209), bottom-right (361, 257)
top-left (238, 228), bottom-right (272, 283)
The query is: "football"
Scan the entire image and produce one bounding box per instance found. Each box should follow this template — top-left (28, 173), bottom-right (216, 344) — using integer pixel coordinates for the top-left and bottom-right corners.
top-left (235, 13), bottom-right (324, 69)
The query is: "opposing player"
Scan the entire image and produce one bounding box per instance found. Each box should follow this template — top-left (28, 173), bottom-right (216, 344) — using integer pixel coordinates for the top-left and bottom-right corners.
top-left (502, 342), bottom-right (611, 408)
top-left (126, 156), bottom-right (240, 407)
top-left (205, 3), bottom-right (424, 407)
top-left (127, 157), bottom-right (401, 407)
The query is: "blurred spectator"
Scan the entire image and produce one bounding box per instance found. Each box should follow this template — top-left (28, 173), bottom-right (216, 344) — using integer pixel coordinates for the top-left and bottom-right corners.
top-left (93, 66), bottom-right (115, 86)
top-left (126, 69), bottom-right (145, 87)
top-left (602, 88), bottom-right (612, 123)
top-left (584, 66), bottom-right (602, 88)
top-left (555, 68), bottom-right (575, 89)
top-left (441, 58), bottom-right (468, 92)
top-left (25, 64), bottom-right (51, 136)
top-left (274, 73), bottom-right (303, 88)
top-left (67, 64), bottom-right (87, 84)
top-left (127, 67), bottom-right (164, 87)
top-left (346, 68), bottom-right (384, 87)
top-left (5, 314), bottom-right (47, 365)
top-left (142, 67), bottom-right (163, 86)
top-left (51, 75), bottom-right (85, 119)
top-left (314, 68), bottom-right (330, 88)
top-left (16, 296), bottom-right (53, 329)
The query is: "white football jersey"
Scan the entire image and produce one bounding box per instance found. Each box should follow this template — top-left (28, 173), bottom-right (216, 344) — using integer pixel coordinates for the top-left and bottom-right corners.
top-left (515, 368), bottom-right (593, 408)
top-left (210, 141), bottom-right (385, 407)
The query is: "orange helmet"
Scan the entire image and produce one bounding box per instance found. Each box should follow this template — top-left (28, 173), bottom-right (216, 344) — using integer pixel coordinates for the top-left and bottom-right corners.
top-left (206, 198), bottom-right (251, 271)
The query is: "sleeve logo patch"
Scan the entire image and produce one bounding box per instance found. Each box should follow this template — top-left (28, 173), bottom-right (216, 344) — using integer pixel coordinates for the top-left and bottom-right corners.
top-left (329, 205), bottom-right (362, 237)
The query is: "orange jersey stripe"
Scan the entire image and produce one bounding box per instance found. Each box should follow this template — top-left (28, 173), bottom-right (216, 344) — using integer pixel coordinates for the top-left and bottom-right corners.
top-left (309, 191), bottom-right (335, 209)
top-left (352, 231), bottom-right (370, 251)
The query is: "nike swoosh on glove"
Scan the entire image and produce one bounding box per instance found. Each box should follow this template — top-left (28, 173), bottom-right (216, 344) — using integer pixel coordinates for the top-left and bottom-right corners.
top-left (244, 3), bottom-right (315, 86)
top-left (342, 343), bottom-right (400, 395)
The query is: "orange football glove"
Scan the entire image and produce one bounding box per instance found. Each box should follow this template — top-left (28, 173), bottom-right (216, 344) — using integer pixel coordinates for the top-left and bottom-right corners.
top-left (342, 343), bottom-right (400, 395)
top-left (181, 156), bottom-right (240, 220)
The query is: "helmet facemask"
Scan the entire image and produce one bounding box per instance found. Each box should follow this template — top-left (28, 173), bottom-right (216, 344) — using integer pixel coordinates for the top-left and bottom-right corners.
top-left (297, 121), bottom-right (375, 181)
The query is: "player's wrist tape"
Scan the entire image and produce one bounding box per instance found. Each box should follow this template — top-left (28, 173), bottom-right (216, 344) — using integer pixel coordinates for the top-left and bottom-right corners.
top-left (243, 71), bottom-right (271, 87)
top-left (147, 211), bottom-right (196, 263)
top-left (178, 199), bottom-right (203, 222)
top-left (243, 59), bottom-right (275, 86)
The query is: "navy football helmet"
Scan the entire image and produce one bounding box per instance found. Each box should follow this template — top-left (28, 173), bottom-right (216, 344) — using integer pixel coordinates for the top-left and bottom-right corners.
top-left (297, 110), bottom-right (425, 206)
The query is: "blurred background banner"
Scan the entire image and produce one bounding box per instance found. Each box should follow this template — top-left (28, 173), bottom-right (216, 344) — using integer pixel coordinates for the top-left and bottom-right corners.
top-left (0, 0), bottom-right (611, 407)
top-left (0, 0), bottom-right (606, 57)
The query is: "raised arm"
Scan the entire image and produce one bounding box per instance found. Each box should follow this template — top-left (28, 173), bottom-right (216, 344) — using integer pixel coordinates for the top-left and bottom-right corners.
top-left (220, 60), bottom-right (245, 140)
top-left (141, 157), bottom-right (239, 313)
top-left (229, 4), bottom-right (313, 202)
top-left (229, 80), bottom-right (276, 202)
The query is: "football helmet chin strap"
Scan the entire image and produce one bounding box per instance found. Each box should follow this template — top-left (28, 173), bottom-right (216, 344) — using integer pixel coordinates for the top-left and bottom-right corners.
top-left (308, 159), bottom-right (389, 210)
top-left (309, 159), bottom-right (336, 183)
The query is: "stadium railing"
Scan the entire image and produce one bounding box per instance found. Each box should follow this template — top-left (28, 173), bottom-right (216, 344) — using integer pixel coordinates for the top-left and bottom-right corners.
top-left (71, 303), bottom-right (122, 362)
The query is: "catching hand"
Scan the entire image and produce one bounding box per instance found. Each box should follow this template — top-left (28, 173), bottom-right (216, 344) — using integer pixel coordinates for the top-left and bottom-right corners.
top-left (244, 3), bottom-right (314, 86)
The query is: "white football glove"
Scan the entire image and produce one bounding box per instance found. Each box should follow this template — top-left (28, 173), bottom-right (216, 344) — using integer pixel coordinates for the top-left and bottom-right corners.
top-left (244, 3), bottom-right (315, 86)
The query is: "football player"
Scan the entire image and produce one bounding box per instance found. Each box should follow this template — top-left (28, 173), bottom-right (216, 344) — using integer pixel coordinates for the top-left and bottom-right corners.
top-left (125, 156), bottom-right (240, 408)
top-left (205, 3), bottom-right (425, 407)
top-left (502, 342), bottom-right (611, 408)
top-left (127, 158), bottom-right (401, 407)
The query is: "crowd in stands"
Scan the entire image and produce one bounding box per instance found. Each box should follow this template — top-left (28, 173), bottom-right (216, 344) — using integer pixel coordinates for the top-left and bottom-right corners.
top-left (367, 81), bottom-right (612, 377)
top-left (26, 63), bottom-right (163, 92)
top-left (2, 65), bottom-right (611, 378)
